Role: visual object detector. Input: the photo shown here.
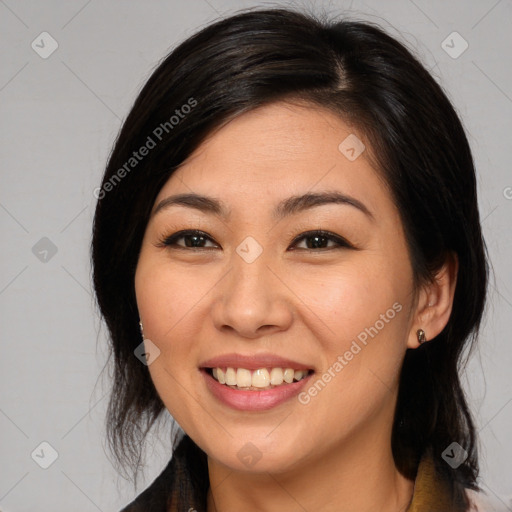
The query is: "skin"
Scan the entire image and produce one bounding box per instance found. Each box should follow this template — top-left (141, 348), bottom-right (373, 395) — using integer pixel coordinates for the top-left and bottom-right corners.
top-left (134, 100), bottom-right (458, 512)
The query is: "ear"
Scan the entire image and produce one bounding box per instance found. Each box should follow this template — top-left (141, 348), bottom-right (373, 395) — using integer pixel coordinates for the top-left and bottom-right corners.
top-left (407, 252), bottom-right (458, 349)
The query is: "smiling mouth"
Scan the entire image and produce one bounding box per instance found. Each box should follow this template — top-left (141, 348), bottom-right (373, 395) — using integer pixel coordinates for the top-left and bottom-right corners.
top-left (205, 367), bottom-right (314, 391)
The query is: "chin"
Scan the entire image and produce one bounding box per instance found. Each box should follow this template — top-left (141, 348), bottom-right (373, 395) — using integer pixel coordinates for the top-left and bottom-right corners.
top-left (203, 432), bottom-right (310, 474)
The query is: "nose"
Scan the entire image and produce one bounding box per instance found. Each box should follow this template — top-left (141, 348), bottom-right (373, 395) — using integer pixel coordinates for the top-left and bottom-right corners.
top-left (211, 252), bottom-right (293, 339)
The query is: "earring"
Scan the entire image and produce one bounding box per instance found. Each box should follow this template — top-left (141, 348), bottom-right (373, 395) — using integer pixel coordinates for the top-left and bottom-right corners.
top-left (139, 320), bottom-right (144, 339)
top-left (417, 328), bottom-right (427, 344)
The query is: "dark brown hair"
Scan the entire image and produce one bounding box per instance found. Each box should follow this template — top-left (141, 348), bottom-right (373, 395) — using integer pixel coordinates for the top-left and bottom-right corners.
top-left (91, 6), bottom-right (489, 510)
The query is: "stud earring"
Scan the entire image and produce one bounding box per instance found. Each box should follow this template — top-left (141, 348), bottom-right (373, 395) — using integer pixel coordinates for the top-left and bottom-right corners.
top-left (417, 328), bottom-right (427, 344)
top-left (139, 321), bottom-right (144, 339)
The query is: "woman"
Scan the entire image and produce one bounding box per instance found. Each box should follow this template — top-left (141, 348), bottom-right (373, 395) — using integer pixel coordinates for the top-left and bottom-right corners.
top-left (91, 7), bottom-right (496, 511)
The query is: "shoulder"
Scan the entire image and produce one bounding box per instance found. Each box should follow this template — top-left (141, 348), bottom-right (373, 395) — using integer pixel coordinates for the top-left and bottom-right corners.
top-left (118, 434), bottom-right (209, 512)
top-left (118, 457), bottom-right (175, 512)
top-left (465, 487), bottom-right (512, 512)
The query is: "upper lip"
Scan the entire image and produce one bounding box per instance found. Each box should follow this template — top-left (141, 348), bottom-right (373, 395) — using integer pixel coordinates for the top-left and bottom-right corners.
top-left (200, 353), bottom-right (314, 371)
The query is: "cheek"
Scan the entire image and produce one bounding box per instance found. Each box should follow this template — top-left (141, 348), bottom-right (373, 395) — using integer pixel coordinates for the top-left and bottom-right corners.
top-left (291, 258), bottom-right (412, 416)
top-left (293, 261), bottom-right (407, 345)
top-left (135, 255), bottom-right (209, 342)
top-left (135, 256), bottom-right (210, 431)
top-left (293, 264), bottom-right (410, 431)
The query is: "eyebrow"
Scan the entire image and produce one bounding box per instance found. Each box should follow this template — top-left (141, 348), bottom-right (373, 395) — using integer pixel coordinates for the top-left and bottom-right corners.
top-left (152, 191), bottom-right (374, 221)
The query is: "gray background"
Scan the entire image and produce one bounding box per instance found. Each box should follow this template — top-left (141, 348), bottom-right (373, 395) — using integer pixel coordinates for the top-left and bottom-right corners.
top-left (1, 0), bottom-right (511, 510)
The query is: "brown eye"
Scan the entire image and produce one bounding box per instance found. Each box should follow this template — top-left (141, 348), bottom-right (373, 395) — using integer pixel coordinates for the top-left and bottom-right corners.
top-left (289, 230), bottom-right (353, 250)
top-left (157, 230), bottom-right (219, 249)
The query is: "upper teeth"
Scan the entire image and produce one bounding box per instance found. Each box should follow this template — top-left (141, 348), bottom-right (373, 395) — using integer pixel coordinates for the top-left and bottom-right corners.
top-left (211, 367), bottom-right (309, 389)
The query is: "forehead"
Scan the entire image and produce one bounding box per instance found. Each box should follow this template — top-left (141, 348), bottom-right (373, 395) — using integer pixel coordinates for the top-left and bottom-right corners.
top-left (154, 101), bottom-right (389, 216)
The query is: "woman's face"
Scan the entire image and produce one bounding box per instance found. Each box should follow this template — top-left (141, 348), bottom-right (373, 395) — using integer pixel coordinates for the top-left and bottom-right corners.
top-left (135, 101), bottom-right (419, 473)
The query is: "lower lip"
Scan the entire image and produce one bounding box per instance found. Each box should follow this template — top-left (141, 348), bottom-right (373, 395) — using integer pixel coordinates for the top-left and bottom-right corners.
top-left (201, 369), bottom-right (313, 411)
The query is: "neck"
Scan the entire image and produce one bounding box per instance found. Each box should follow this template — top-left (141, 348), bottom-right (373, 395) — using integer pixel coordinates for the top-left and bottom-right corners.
top-left (206, 424), bottom-right (414, 512)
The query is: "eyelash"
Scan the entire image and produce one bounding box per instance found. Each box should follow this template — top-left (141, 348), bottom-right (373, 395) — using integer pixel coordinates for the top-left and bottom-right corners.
top-left (155, 229), bottom-right (354, 252)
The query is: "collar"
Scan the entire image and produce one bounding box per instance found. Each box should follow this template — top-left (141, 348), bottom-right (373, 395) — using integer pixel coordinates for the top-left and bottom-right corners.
top-left (406, 452), bottom-right (466, 512)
